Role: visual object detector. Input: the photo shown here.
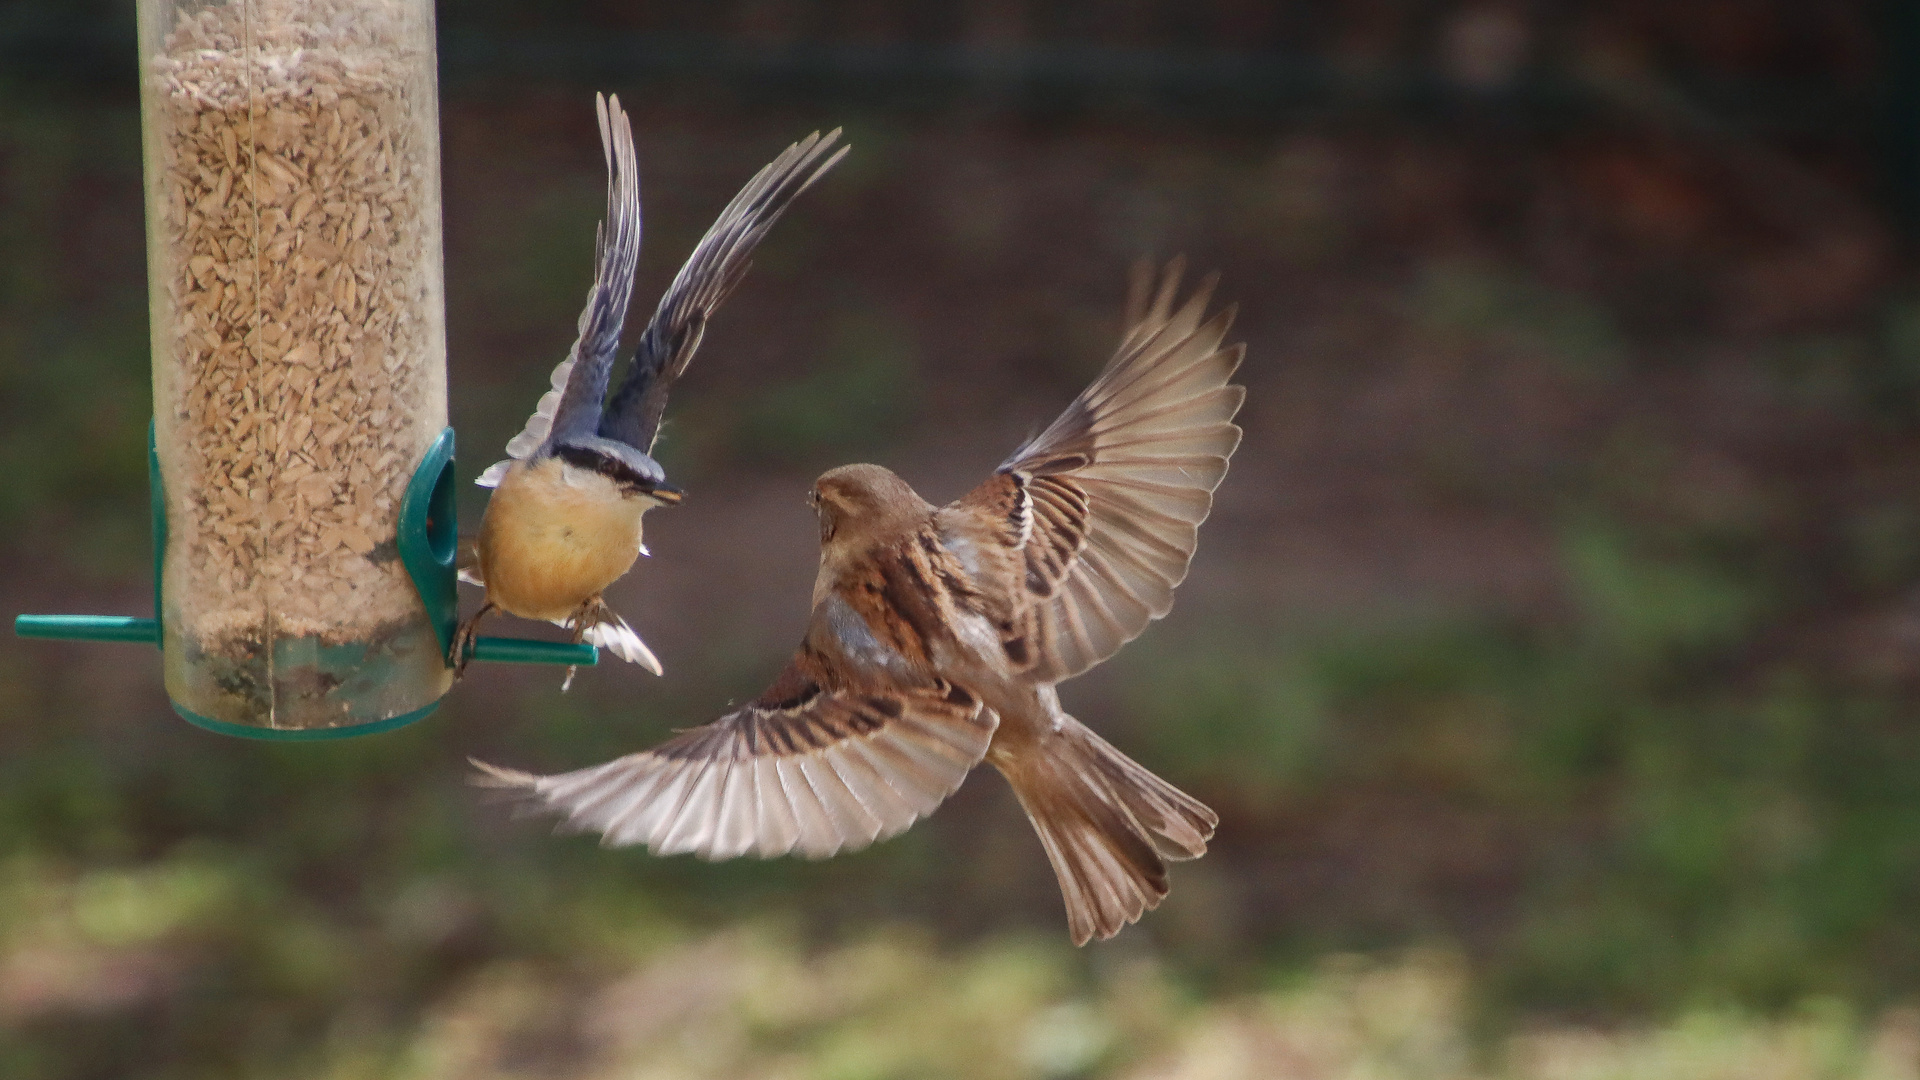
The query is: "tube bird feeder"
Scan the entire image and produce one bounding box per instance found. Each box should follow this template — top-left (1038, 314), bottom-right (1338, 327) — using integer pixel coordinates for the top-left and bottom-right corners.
top-left (15, 0), bottom-right (594, 738)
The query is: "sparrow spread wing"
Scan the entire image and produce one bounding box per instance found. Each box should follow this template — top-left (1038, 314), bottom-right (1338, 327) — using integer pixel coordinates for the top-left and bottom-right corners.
top-left (947, 258), bottom-right (1245, 682)
top-left (477, 93), bottom-right (643, 489)
top-left (596, 129), bottom-right (848, 454)
top-left (474, 659), bottom-right (995, 861)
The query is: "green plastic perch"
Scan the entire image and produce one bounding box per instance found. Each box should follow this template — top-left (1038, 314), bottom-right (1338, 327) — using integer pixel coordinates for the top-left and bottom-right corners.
top-left (12, 614), bottom-right (593, 666)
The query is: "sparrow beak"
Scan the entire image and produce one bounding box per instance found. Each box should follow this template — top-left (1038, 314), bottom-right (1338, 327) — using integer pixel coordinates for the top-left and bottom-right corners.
top-left (645, 482), bottom-right (685, 506)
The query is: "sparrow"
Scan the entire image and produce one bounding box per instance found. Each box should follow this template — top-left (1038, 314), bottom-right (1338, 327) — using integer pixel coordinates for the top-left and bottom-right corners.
top-left (477, 259), bottom-right (1244, 944)
top-left (453, 93), bottom-right (847, 680)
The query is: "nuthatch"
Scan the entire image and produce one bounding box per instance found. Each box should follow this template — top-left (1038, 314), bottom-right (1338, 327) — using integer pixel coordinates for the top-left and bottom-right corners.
top-left (453, 94), bottom-right (846, 680)
top-left (476, 259), bottom-right (1244, 946)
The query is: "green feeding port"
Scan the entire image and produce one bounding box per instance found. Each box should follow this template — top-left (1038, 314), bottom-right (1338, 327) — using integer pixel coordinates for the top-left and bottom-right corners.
top-left (12, 425), bottom-right (596, 741)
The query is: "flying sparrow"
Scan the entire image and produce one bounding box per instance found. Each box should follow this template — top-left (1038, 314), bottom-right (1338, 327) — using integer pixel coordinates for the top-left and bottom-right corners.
top-left (454, 94), bottom-right (847, 680)
top-left (477, 259), bottom-right (1244, 944)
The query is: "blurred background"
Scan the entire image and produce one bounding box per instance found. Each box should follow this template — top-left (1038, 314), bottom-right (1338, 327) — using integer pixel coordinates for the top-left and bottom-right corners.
top-left (6, 1), bottom-right (1920, 1077)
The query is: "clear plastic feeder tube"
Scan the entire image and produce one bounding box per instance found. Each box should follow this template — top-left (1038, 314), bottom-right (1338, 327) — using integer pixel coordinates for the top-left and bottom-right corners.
top-left (138, 0), bottom-right (451, 732)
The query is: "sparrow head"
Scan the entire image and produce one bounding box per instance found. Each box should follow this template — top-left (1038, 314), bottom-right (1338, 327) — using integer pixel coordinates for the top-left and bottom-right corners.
top-left (810, 464), bottom-right (930, 548)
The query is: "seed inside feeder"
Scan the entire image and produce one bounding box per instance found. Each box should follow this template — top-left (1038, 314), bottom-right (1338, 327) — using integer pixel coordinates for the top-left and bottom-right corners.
top-left (142, 0), bottom-right (450, 727)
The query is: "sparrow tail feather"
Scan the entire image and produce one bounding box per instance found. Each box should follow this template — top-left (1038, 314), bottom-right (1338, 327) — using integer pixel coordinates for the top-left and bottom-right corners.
top-left (994, 715), bottom-right (1217, 946)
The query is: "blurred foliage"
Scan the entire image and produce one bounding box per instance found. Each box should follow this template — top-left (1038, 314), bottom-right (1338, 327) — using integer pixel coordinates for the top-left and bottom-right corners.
top-left (8, 863), bottom-right (1920, 1080)
top-left (1416, 261), bottom-right (1628, 379)
top-left (1115, 507), bottom-right (1920, 1016)
top-left (732, 310), bottom-right (922, 461)
top-left (0, 94), bottom-right (150, 574)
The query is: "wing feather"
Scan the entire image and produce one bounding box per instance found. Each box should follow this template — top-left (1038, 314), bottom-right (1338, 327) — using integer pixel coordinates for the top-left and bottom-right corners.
top-left (705, 763), bottom-right (757, 860)
top-left (751, 758), bottom-right (803, 858)
top-left (800, 753), bottom-right (885, 842)
top-left (656, 762), bottom-right (727, 856)
top-left (947, 260), bottom-right (1246, 682)
top-left (473, 663), bottom-right (995, 861)
top-left (599, 129), bottom-right (849, 453)
top-left (779, 757), bottom-right (843, 858)
top-left (478, 93), bottom-right (644, 486)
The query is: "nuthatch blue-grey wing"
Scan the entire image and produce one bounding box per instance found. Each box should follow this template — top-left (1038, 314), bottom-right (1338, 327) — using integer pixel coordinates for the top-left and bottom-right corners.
top-left (598, 129), bottom-right (849, 455)
top-left (456, 103), bottom-right (848, 682)
top-left (475, 92), bottom-right (643, 489)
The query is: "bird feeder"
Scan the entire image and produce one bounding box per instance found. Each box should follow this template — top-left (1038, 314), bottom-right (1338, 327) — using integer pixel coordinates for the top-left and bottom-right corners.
top-left (15, 0), bottom-right (593, 738)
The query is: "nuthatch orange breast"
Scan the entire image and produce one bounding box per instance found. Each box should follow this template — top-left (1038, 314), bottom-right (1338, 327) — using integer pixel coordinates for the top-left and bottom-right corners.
top-left (453, 94), bottom-right (846, 679)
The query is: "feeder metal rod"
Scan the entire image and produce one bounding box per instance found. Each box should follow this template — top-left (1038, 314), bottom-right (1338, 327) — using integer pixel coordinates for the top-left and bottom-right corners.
top-left (14, 615), bottom-right (594, 666)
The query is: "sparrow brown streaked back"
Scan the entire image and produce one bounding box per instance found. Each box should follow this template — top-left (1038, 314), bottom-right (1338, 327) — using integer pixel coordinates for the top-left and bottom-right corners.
top-left (477, 259), bottom-right (1245, 945)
